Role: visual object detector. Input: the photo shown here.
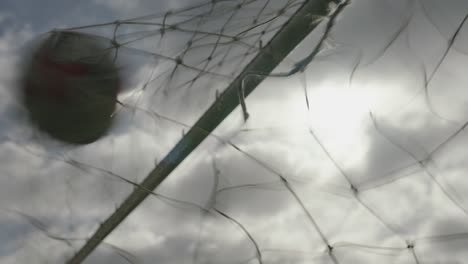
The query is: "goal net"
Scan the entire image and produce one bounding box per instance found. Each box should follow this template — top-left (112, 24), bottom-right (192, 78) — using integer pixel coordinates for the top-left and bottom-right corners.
top-left (2, 0), bottom-right (468, 263)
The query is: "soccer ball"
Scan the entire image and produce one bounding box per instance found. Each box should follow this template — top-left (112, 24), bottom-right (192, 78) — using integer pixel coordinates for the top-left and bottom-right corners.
top-left (20, 31), bottom-right (120, 145)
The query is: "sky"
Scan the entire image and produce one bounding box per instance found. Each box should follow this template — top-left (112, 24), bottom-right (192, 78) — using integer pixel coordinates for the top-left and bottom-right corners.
top-left (1, 0), bottom-right (468, 263)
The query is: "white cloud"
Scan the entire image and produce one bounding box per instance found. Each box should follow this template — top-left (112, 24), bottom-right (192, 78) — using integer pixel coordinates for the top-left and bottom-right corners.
top-left (1, 0), bottom-right (468, 263)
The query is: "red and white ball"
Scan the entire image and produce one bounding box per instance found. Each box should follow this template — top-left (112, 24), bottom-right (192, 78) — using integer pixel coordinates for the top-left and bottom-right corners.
top-left (20, 31), bottom-right (120, 144)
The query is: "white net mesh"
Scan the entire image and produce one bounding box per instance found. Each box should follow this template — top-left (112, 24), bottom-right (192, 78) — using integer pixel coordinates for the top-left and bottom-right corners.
top-left (2, 0), bottom-right (468, 263)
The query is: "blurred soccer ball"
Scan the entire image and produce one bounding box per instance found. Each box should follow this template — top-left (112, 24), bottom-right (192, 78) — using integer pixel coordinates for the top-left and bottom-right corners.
top-left (20, 31), bottom-right (120, 145)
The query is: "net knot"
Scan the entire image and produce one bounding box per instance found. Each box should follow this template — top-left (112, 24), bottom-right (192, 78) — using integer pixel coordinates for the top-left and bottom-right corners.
top-left (110, 39), bottom-right (120, 48)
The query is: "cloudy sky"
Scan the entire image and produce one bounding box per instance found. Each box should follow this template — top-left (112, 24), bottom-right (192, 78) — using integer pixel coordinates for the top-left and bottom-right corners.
top-left (1, 0), bottom-right (468, 263)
